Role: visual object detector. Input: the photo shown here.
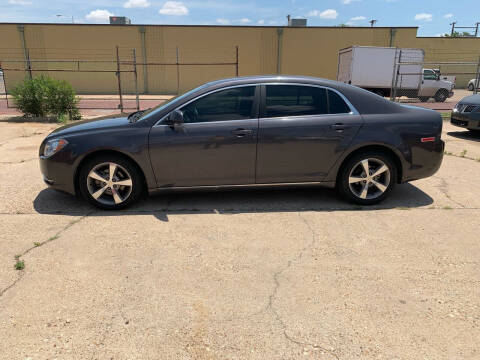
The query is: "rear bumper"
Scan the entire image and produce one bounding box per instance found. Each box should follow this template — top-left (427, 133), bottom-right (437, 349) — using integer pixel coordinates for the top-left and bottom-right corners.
top-left (402, 139), bottom-right (444, 183)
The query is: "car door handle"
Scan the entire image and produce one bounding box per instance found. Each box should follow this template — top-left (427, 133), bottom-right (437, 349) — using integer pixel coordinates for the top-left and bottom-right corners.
top-left (231, 128), bottom-right (253, 137)
top-left (331, 123), bottom-right (349, 131)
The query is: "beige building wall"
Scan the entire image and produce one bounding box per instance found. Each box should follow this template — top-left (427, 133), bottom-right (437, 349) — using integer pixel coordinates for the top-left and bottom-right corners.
top-left (1, 23), bottom-right (479, 94)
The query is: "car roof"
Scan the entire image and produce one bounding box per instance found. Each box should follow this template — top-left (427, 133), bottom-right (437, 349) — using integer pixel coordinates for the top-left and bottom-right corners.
top-left (204, 75), bottom-right (341, 88)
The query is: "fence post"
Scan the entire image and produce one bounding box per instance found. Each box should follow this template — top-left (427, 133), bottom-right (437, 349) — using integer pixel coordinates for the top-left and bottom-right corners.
top-left (26, 49), bottom-right (32, 80)
top-left (116, 46), bottom-right (124, 113)
top-left (133, 49), bottom-right (140, 111)
top-left (390, 48), bottom-right (399, 101)
top-left (235, 46), bottom-right (239, 76)
top-left (474, 55), bottom-right (480, 95)
top-left (176, 47), bottom-right (180, 95)
top-left (2, 71), bottom-right (10, 108)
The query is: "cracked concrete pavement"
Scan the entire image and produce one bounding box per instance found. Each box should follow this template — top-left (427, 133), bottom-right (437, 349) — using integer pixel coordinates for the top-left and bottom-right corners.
top-left (0, 119), bottom-right (479, 359)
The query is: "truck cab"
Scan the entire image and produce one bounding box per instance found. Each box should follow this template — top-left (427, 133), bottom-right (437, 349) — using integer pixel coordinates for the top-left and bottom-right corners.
top-left (418, 68), bottom-right (455, 102)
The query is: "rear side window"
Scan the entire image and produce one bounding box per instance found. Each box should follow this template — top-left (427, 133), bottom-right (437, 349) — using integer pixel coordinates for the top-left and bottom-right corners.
top-left (265, 85), bottom-right (328, 118)
top-left (181, 86), bottom-right (255, 123)
top-left (328, 90), bottom-right (351, 114)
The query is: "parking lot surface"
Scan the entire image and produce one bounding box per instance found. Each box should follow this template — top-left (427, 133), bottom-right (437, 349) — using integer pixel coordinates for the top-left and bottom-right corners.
top-left (0, 119), bottom-right (479, 359)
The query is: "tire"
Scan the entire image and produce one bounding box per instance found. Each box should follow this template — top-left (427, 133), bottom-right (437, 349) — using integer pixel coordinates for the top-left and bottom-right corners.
top-left (468, 83), bottom-right (474, 91)
top-left (419, 97), bottom-right (429, 102)
top-left (78, 154), bottom-right (144, 210)
top-left (434, 89), bottom-right (448, 103)
top-left (337, 151), bottom-right (397, 205)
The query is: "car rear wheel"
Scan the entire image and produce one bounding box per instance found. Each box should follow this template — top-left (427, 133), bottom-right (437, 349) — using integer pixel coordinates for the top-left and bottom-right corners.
top-left (79, 155), bottom-right (143, 210)
top-left (468, 83), bottom-right (474, 91)
top-left (434, 89), bottom-right (448, 103)
top-left (338, 151), bottom-right (396, 205)
top-left (419, 97), bottom-right (429, 102)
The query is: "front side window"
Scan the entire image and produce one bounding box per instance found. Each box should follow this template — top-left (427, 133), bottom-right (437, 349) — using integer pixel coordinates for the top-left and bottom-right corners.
top-left (423, 70), bottom-right (437, 80)
top-left (180, 86), bottom-right (255, 123)
top-left (265, 85), bottom-right (328, 118)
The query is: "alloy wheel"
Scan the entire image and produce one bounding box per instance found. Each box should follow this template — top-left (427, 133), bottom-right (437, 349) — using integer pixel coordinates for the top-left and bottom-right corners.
top-left (86, 162), bottom-right (133, 205)
top-left (348, 158), bottom-right (391, 200)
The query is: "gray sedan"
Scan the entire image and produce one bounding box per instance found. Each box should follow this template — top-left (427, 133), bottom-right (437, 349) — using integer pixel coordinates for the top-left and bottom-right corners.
top-left (451, 94), bottom-right (480, 133)
top-left (39, 76), bottom-right (444, 210)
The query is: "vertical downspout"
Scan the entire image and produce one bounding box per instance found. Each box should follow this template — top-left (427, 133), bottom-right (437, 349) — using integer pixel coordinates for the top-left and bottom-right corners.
top-left (276, 28), bottom-right (284, 74)
top-left (17, 24), bottom-right (31, 79)
top-left (139, 26), bottom-right (148, 94)
top-left (389, 28), bottom-right (397, 48)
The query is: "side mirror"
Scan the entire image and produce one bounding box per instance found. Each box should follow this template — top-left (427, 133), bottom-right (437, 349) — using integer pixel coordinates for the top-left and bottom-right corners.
top-left (165, 110), bottom-right (184, 129)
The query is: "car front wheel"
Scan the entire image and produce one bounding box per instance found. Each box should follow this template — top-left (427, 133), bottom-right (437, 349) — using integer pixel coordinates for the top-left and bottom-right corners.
top-left (338, 151), bottom-right (397, 205)
top-left (79, 155), bottom-right (143, 210)
top-left (468, 83), bottom-right (474, 91)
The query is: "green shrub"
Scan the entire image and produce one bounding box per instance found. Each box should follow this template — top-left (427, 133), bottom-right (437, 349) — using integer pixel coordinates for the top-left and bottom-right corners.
top-left (11, 75), bottom-right (81, 121)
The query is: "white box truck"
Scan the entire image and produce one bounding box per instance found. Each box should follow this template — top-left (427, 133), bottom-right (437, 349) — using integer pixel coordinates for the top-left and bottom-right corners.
top-left (337, 46), bottom-right (454, 102)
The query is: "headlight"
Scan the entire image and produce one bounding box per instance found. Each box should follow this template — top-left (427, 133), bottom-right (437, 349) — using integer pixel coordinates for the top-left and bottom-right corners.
top-left (43, 138), bottom-right (68, 157)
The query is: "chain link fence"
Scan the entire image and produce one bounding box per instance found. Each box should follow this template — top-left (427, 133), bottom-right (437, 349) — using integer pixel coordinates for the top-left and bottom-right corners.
top-left (0, 46), bottom-right (239, 112)
top-left (390, 49), bottom-right (480, 105)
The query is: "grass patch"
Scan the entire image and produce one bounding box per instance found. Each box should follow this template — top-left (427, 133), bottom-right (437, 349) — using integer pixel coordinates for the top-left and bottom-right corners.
top-left (442, 205), bottom-right (453, 210)
top-left (14, 254), bottom-right (21, 260)
top-left (14, 260), bottom-right (25, 270)
top-left (440, 112), bottom-right (451, 119)
top-left (34, 242), bottom-right (41, 247)
top-left (460, 149), bottom-right (467, 158)
top-left (396, 206), bottom-right (411, 210)
top-left (47, 235), bottom-right (59, 242)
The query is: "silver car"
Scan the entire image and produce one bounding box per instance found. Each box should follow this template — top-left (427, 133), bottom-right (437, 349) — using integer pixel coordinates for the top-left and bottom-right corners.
top-left (467, 78), bottom-right (480, 91)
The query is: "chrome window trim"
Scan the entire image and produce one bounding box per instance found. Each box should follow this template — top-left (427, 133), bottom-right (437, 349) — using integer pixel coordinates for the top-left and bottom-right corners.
top-left (261, 82), bottom-right (359, 117)
top-left (154, 82), bottom-right (359, 126)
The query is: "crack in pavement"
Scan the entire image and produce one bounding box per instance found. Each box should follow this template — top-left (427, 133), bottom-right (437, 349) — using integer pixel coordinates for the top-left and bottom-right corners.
top-left (433, 175), bottom-right (466, 209)
top-left (0, 158), bottom-right (37, 165)
top-left (444, 152), bottom-right (480, 162)
top-left (0, 210), bottom-right (95, 299)
top-left (256, 213), bottom-right (340, 359)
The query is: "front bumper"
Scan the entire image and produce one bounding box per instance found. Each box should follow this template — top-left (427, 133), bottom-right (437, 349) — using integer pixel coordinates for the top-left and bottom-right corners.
top-left (39, 154), bottom-right (76, 195)
top-left (451, 112), bottom-right (480, 130)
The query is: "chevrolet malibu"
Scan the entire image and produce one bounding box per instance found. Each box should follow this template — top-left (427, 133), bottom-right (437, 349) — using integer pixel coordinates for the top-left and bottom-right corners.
top-left (39, 76), bottom-right (444, 210)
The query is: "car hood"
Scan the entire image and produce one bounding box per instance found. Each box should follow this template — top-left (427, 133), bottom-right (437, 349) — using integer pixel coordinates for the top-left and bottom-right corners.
top-left (458, 94), bottom-right (480, 105)
top-left (48, 115), bottom-right (131, 138)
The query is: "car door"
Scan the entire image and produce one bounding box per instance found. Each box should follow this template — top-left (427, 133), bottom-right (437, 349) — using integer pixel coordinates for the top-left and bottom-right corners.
top-left (148, 85), bottom-right (259, 187)
top-left (256, 84), bottom-right (363, 184)
top-left (419, 69), bottom-right (438, 97)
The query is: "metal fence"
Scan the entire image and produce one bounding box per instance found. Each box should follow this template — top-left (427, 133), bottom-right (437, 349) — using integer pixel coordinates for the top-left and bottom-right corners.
top-left (0, 46), bottom-right (239, 112)
top-left (390, 49), bottom-right (480, 104)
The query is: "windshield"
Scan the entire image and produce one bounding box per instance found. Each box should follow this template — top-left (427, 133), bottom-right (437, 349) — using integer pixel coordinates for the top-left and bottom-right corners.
top-left (138, 83), bottom-right (210, 121)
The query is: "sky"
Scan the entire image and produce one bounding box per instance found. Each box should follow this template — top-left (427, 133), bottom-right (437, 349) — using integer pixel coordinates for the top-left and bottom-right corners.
top-left (0, 0), bottom-right (477, 37)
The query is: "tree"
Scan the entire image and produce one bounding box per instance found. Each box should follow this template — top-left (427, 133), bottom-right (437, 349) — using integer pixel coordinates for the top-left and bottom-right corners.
top-left (442, 31), bottom-right (472, 37)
